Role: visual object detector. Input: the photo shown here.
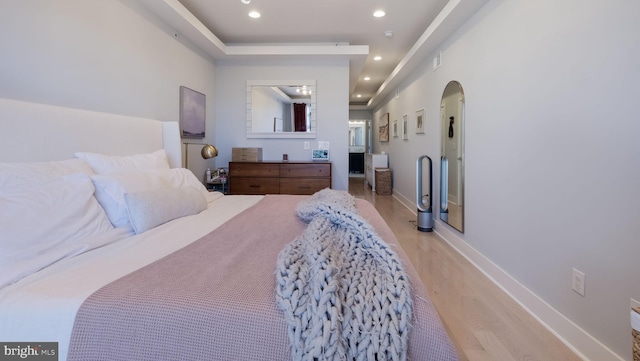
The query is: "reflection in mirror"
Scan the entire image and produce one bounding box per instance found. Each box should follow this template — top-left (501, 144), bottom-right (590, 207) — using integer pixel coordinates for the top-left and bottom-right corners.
top-left (440, 81), bottom-right (465, 232)
top-left (246, 80), bottom-right (316, 139)
top-left (349, 121), bottom-right (365, 147)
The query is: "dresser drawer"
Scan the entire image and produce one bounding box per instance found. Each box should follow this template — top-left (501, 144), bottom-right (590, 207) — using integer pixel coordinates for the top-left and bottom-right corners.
top-left (229, 162), bottom-right (279, 177)
top-left (229, 161), bottom-right (331, 195)
top-left (280, 163), bottom-right (331, 178)
top-left (279, 178), bottom-right (331, 195)
top-left (230, 177), bottom-right (279, 195)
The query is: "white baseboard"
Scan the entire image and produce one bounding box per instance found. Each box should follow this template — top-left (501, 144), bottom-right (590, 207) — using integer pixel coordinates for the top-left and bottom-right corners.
top-left (393, 191), bottom-right (415, 213)
top-left (391, 192), bottom-right (623, 361)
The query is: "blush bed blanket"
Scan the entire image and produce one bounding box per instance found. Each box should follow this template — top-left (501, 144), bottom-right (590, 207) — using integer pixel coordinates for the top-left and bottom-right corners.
top-left (67, 194), bottom-right (458, 361)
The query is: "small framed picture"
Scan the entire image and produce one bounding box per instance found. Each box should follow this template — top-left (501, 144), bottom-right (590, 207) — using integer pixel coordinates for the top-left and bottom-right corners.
top-left (402, 114), bottom-right (409, 140)
top-left (379, 113), bottom-right (389, 142)
top-left (416, 109), bottom-right (425, 134)
top-left (312, 149), bottom-right (329, 161)
top-left (393, 119), bottom-right (398, 138)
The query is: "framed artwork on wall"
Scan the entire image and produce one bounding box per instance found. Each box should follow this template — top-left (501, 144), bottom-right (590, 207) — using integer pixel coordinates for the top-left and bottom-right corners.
top-left (379, 113), bottom-right (389, 142)
top-left (403, 114), bottom-right (409, 140)
top-left (179, 86), bottom-right (206, 138)
top-left (416, 109), bottom-right (425, 134)
top-left (393, 119), bottom-right (398, 138)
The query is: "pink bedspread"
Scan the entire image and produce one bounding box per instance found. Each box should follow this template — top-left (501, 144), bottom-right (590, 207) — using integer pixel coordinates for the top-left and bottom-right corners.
top-left (67, 195), bottom-right (457, 361)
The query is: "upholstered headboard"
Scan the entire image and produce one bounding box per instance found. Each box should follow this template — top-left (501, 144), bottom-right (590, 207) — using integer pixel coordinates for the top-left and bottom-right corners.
top-left (0, 98), bottom-right (181, 167)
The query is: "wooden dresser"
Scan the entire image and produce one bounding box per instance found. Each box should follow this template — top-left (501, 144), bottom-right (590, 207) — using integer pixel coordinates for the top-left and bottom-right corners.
top-left (229, 161), bottom-right (331, 195)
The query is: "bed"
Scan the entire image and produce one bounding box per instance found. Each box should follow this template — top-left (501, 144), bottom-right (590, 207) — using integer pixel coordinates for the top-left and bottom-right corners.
top-left (0, 98), bottom-right (458, 361)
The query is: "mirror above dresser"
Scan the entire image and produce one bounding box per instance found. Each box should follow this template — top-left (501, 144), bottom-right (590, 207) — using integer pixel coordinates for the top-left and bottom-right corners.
top-left (246, 80), bottom-right (316, 139)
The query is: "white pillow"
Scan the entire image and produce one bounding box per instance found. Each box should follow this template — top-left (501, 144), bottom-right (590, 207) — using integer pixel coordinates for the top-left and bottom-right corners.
top-left (0, 174), bottom-right (114, 288)
top-left (75, 149), bottom-right (170, 174)
top-left (91, 168), bottom-right (209, 228)
top-left (125, 187), bottom-right (207, 234)
top-left (0, 158), bottom-right (94, 187)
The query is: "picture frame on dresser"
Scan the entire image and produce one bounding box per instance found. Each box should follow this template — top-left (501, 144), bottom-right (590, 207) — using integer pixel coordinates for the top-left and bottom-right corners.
top-left (311, 149), bottom-right (329, 161)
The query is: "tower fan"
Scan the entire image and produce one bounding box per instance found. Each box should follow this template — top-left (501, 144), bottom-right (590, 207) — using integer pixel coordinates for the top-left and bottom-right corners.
top-left (416, 155), bottom-right (434, 232)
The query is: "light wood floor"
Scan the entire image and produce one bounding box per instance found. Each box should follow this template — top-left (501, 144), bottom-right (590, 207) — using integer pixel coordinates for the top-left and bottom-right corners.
top-left (348, 177), bottom-right (583, 361)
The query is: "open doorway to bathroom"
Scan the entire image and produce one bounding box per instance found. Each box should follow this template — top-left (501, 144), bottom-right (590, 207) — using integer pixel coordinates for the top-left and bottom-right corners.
top-left (348, 120), bottom-right (368, 177)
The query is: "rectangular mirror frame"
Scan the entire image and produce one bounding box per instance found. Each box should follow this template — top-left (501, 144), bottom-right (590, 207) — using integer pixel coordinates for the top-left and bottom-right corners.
top-left (246, 80), bottom-right (317, 139)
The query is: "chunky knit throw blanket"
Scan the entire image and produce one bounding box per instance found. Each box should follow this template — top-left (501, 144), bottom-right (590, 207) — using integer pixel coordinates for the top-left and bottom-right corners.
top-left (276, 189), bottom-right (412, 361)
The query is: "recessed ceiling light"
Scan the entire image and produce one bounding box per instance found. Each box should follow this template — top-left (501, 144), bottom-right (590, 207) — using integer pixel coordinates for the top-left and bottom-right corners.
top-left (373, 10), bottom-right (386, 18)
top-left (241, 0), bottom-right (251, 4)
top-left (364, 76), bottom-right (371, 81)
top-left (373, 56), bottom-right (382, 61)
top-left (248, 11), bottom-right (261, 18)
top-left (356, 94), bottom-right (362, 98)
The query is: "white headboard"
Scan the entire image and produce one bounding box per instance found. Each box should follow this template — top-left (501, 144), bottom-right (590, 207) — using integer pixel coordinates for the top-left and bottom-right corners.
top-left (0, 98), bottom-right (181, 167)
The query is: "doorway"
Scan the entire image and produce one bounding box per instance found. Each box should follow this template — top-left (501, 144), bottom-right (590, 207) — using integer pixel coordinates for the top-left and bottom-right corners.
top-left (348, 120), bottom-right (367, 177)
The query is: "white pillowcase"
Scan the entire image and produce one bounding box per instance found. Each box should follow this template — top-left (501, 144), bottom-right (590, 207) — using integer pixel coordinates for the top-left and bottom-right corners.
top-left (75, 149), bottom-right (170, 175)
top-left (91, 168), bottom-right (209, 229)
top-left (125, 187), bottom-right (207, 234)
top-left (0, 174), bottom-right (114, 289)
top-left (0, 158), bottom-right (94, 187)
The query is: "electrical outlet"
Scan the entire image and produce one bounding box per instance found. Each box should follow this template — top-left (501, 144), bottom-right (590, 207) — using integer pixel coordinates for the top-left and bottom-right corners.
top-left (304, 141), bottom-right (310, 150)
top-left (318, 141), bottom-right (329, 149)
top-left (572, 268), bottom-right (586, 297)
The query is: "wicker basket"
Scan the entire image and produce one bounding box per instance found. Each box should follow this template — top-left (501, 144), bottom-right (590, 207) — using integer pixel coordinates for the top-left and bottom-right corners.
top-left (634, 329), bottom-right (640, 361)
top-left (633, 307), bottom-right (640, 361)
top-left (375, 168), bottom-right (392, 195)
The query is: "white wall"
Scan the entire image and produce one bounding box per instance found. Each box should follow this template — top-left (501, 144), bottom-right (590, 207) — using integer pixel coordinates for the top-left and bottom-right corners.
top-left (372, 0), bottom-right (640, 359)
top-left (0, 0), bottom-right (218, 180)
top-left (214, 59), bottom-right (350, 191)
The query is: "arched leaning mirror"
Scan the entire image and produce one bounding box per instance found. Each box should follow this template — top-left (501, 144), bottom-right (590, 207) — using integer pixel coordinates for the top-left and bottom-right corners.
top-left (440, 81), bottom-right (465, 232)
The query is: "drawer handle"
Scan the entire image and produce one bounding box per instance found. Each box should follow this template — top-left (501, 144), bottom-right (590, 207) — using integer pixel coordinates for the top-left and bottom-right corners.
top-left (249, 185), bottom-right (260, 188)
top-left (299, 185), bottom-right (311, 189)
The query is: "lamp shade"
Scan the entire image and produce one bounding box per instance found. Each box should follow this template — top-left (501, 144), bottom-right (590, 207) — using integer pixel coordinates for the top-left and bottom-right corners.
top-left (200, 144), bottom-right (218, 159)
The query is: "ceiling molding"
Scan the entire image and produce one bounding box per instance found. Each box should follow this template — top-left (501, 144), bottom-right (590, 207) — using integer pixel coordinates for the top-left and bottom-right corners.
top-left (225, 44), bottom-right (369, 57)
top-left (136, 0), bottom-right (368, 58)
top-left (135, 0), bottom-right (487, 110)
top-left (367, 0), bottom-right (489, 109)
